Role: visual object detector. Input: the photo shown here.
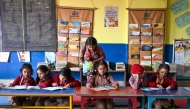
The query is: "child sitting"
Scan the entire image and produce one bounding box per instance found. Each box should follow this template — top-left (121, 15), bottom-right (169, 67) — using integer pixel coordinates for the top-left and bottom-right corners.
top-left (148, 64), bottom-right (178, 109)
top-left (129, 64), bottom-right (148, 108)
top-left (86, 61), bottom-right (119, 109)
top-left (44, 67), bottom-right (81, 106)
top-left (8, 63), bottom-right (35, 106)
top-left (22, 65), bottom-right (53, 106)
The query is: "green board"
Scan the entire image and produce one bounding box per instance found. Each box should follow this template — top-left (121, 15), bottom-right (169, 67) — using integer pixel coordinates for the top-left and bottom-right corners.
top-left (170, 0), bottom-right (189, 15)
top-left (175, 12), bottom-right (190, 28)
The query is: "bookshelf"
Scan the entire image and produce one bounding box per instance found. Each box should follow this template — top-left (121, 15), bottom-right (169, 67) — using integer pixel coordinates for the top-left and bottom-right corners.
top-left (128, 10), bottom-right (166, 72)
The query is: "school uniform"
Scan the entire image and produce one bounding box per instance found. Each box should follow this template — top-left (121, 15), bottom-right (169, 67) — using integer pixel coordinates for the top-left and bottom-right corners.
top-left (53, 74), bottom-right (81, 87)
top-left (148, 73), bottom-right (178, 89)
top-left (80, 45), bottom-right (106, 82)
top-left (129, 74), bottom-right (148, 89)
top-left (148, 73), bottom-right (178, 109)
top-left (44, 74), bottom-right (81, 106)
top-left (80, 46), bottom-right (106, 66)
top-left (8, 76), bottom-right (35, 106)
top-left (86, 74), bottom-right (119, 109)
top-left (22, 73), bottom-right (53, 106)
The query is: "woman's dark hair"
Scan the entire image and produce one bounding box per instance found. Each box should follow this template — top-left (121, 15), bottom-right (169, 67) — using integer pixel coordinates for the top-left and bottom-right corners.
top-left (60, 67), bottom-right (71, 79)
top-left (157, 64), bottom-right (170, 77)
top-left (96, 61), bottom-right (109, 77)
top-left (36, 65), bottom-right (51, 82)
top-left (20, 63), bottom-right (33, 75)
top-left (85, 37), bottom-right (97, 46)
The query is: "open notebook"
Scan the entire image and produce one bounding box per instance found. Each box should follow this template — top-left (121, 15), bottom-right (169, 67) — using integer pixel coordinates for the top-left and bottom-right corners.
top-left (140, 87), bottom-right (163, 91)
top-left (42, 86), bottom-right (67, 91)
top-left (3, 86), bottom-right (40, 90)
top-left (90, 86), bottom-right (115, 91)
top-left (184, 87), bottom-right (190, 91)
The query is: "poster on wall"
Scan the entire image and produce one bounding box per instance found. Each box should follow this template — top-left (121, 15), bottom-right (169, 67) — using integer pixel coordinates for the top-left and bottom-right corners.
top-left (0, 52), bottom-right (10, 62)
top-left (170, 0), bottom-right (190, 37)
top-left (104, 6), bottom-right (118, 28)
top-left (17, 51), bottom-right (30, 62)
top-left (173, 39), bottom-right (190, 76)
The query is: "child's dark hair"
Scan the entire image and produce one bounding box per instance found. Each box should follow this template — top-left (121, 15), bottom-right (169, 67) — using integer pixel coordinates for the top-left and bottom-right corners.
top-left (96, 61), bottom-right (109, 77)
top-left (20, 63), bottom-right (33, 75)
top-left (60, 67), bottom-right (71, 79)
top-left (36, 65), bottom-right (52, 82)
top-left (157, 64), bottom-right (170, 76)
top-left (85, 37), bottom-right (97, 46)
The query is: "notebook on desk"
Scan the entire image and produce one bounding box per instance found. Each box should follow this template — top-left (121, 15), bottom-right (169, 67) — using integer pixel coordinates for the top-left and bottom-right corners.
top-left (90, 86), bottom-right (115, 91)
top-left (42, 86), bottom-right (67, 91)
top-left (140, 87), bottom-right (163, 91)
top-left (184, 87), bottom-right (190, 91)
top-left (3, 86), bottom-right (40, 90)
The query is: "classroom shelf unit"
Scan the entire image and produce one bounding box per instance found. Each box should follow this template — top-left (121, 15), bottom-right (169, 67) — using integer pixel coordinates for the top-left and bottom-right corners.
top-left (128, 9), bottom-right (166, 72)
top-left (56, 7), bottom-right (95, 68)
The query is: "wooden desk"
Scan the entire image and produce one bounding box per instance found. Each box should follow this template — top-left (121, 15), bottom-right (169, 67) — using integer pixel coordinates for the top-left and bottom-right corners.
top-left (141, 87), bottom-right (190, 109)
top-left (0, 87), bottom-right (75, 108)
top-left (76, 86), bottom-right (144, 109)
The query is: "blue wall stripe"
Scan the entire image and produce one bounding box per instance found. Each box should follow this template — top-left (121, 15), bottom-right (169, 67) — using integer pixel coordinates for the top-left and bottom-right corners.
top-left (0, 44), bottom-right (188, 80)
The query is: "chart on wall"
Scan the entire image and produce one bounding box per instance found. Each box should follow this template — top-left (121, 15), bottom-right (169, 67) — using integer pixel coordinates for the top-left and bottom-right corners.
top-left (170, 0), bottom-right (190, 37)
top-left (173, 39), bottom-right (190, 76)
top-left (104, 6), bottom-right (118, 28)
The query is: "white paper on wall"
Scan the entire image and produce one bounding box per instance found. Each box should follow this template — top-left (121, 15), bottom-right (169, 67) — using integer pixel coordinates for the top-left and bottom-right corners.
top-left (17, 51), bottom-right (30, 62)
top-left (0, 52), bottom-right (10, 62)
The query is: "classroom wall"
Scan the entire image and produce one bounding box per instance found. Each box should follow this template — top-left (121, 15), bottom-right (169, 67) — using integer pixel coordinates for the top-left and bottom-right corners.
top-left (0, 0), bottom-right (189, 80)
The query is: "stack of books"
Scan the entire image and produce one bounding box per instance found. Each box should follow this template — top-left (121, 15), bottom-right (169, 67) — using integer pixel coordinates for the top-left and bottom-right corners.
top-left (37, 62), bottom-right (50, 69)
top-left (56, 61), bottom-right (67, 70)
top-left (115, 62), bottom-right (125, 71)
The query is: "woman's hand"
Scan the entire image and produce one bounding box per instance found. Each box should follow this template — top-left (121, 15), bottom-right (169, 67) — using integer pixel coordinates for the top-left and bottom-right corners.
top-left (65, 84), bottom-right (71, 88)
top-left (166, 86), bottom-right (172, 90)
top-left (52, 83), bottom-right (58, 87)
top-left (25, 83), bottom-right (30, 86)
top-left (113, 85), bottom-right (119, 89)
top-left (80, 57), bottom-right (84, 63)
top-left (86, 84), bottom-right (92, 89)
top-left (9, 83), bottom-right (13, 87)
top-left (132, 74), bottom-right (139, 78)
top-left (157, 84), bottom-right (163, 89)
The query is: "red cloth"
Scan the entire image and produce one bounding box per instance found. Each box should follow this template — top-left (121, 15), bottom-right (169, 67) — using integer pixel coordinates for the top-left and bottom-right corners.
top-left (148, 73), bottom-right (178, 89)
top-left (12, 76), bottom-right (35, 86)
top-left (38, 78), bottom-right (53, 87)
top-left (53, 74), bottom-right (81, 87)
top-left (131, 64), bottom-right (144, 74)
top-left (79, 46), bottom-right (106, 65)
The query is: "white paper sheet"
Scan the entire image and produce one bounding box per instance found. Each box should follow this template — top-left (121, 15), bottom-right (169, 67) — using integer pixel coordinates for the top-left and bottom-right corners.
top-left (0, 52), bottom-right (10, 62)
top-left (17, 51), bottom-right (30, 62)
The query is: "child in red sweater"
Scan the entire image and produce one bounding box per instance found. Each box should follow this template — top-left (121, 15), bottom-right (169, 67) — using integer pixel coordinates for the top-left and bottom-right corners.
top-left (148, 64), bottom-right (178, 109)
top-left (44, 67), bottom-right (81, 106)
top-left (8, 63), bottom-right (35, 106)
top-left (22, 65), bottom-right (53, 106)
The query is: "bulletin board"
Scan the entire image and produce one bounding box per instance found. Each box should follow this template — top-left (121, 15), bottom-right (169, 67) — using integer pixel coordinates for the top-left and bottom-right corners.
top-left (0, 0), bottom-right (56, 51)
top-left (173, 39), bottom-right (190, 77)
